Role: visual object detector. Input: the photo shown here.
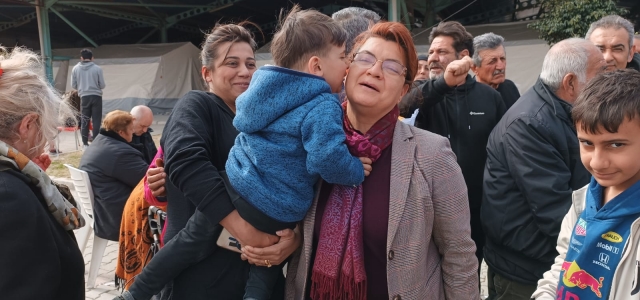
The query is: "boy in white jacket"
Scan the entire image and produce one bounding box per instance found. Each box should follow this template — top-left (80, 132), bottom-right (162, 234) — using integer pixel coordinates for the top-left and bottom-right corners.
top-left (532, 69), bottom-right (640, 299)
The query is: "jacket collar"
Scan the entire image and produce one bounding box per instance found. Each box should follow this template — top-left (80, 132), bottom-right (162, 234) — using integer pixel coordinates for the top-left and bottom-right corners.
top-left (627, 52), bottom-right (640, 71)
top-left (209, 92), bottom-right (236, 117)
top-left (387, 121), bottom-right (415, 249)
top-left (449, 74), bottom-right (475, 94)
top-left (533, 78), bottom-right (574, 123)
top-left (99, 128), bottom-right (132, 145)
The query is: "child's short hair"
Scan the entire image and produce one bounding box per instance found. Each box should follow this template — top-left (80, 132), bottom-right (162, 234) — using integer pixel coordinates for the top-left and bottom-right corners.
top-left (270, 5), bottom-right (347, 69)
top-left (573, 69), bottom-right (640, 134)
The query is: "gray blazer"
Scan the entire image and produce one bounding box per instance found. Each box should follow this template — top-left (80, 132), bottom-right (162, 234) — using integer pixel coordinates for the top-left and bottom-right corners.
top-left (285, 121), bottom-right (479, 300)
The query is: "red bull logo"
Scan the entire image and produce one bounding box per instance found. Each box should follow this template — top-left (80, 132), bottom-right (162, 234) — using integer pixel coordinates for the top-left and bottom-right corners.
top-left (560, 261), bottom-right (604, 298)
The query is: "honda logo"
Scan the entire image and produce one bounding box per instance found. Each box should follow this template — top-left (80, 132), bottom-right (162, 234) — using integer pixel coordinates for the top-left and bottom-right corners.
top-left (599, 253), bottom-right (610, 264)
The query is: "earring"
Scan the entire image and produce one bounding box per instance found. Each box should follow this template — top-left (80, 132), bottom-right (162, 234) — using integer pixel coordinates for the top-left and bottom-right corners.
top-left (23, 140), bottom-right (27, 143)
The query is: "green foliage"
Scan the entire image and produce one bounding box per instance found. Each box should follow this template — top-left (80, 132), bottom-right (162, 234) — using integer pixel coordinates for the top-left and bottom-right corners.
top-left (528, 0), bottom-right (628, 45)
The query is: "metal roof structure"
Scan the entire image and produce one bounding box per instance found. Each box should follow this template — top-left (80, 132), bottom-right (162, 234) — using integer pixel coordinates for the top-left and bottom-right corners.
top-left (2, 0), bottom-right (638, 50)
top-left (0, 0), bottom-right (552, 50)
top-left (1, 0), bottom-right (636, 83)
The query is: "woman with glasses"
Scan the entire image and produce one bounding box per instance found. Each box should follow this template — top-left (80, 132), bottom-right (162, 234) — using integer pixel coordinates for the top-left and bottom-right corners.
top-left (274, 22), bottom-right (478, 300)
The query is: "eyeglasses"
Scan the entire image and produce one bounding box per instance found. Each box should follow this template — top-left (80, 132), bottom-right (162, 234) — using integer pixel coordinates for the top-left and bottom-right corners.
top-left (351, 52), bottom-right (407, 77)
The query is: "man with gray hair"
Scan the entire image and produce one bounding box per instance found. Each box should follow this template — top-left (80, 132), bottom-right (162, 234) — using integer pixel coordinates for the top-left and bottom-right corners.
top-left (472, 32), bottom-right (520, 109)
top-left (332, 7), bottom-right (381, 55)
top-left (130, 105), bottom-right (157, 164)
top-left (586, 15), bottom-right (640, 71)
top-left (481, 38), bottom-right (606, 299)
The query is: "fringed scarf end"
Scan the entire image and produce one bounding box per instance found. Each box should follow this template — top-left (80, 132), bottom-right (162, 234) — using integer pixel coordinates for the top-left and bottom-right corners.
top-left (115, 274), bottom-right (127, 292)
top-left (310, 272), bottom-right (340, 300)
top-left (310, 272), bottom-right (367, 300)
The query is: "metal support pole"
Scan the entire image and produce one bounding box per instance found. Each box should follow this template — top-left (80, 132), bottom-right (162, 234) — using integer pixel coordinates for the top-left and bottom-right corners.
top-left (50, 7), bottom-right (99, 47)
top-left (35, 0), bottom-right (54, 84)
top-left (137, 0), bottom-right (163, 20)
top-left (137, 27), bottom-right (158, 44)
top-left (425, 0), bottom-right (436, 28)
top-left (160, 26), bottom-right (168, 43)
top-left (399, 0), bottom-right (411, 29)
top-left (388, 0), bottom-right (398, 22)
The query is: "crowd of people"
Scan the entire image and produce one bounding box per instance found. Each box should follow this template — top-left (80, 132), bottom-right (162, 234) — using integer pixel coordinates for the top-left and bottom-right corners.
top-left (0, 4), bottom-right (639, 300)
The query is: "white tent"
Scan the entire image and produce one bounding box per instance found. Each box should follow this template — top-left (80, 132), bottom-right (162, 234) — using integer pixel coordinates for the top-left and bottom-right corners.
top-left (53, 42), bottom-right (205, 114)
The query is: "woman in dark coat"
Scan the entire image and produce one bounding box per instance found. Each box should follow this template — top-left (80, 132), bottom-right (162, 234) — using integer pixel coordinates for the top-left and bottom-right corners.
top-left (80, 110), bottom-right (148, 241)
top-left (0, 47), bottom-right (86, 299)
top-left (116, 23), bottom-right (298, 300)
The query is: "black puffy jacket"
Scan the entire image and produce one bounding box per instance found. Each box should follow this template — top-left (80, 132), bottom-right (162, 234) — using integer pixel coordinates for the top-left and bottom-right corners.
top-left (79, 129), bottom-right (148, 241)
top-left (481, 79), bottom-right (591, 284)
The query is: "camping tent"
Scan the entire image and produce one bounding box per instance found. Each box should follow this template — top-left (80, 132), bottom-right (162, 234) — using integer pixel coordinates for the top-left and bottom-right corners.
top-left (255, 21), bottom-right (550, 94)
top-left (53, 42), bottom-right (205, 114)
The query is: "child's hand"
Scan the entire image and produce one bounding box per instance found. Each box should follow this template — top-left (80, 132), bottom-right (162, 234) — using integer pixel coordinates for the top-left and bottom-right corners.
top-left (359, 157), bottom-right (372, 176)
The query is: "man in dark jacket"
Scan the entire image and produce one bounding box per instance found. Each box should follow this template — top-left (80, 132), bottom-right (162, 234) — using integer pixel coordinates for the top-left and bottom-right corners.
top-left (586, 15), bottom-right (640, 72)
top-left (414, 21), bottom-right (506, 269)
top-left (471, 32), bottom-right (521, 110)
top-left (130, 105), bottom-right (157, 164)
top-left (481, 38), bottom-right (607, 299)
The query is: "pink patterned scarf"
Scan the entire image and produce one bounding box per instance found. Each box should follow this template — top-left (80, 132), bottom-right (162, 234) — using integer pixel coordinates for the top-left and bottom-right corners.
top-left (310, 102), bottom-right (398, 300)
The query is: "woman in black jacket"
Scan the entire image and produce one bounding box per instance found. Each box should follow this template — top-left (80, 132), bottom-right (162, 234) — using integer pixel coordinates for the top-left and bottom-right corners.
top-left (0, 47), bottom-right (86, 299)
top-left (117, 22), bottom-right (298, 300)
top-left (79, 110), bottom-right (148, 241)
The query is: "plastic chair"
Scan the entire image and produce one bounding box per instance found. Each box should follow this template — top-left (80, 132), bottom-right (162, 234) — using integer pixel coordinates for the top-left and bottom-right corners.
top-left (56, 126), bottom-right (82, 153)
top-left (64, 164), bottom-right (109, 288)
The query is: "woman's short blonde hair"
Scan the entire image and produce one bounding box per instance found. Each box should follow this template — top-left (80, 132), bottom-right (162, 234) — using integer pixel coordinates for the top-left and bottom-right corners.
top-left (0, 46), bottom-right (74, 150)
top-left (102, 110), bottom-right (133, 133)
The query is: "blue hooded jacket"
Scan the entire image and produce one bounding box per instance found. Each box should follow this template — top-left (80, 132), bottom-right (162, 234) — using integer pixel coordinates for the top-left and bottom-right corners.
top-left (225, 66), bottom-right (364, 223)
